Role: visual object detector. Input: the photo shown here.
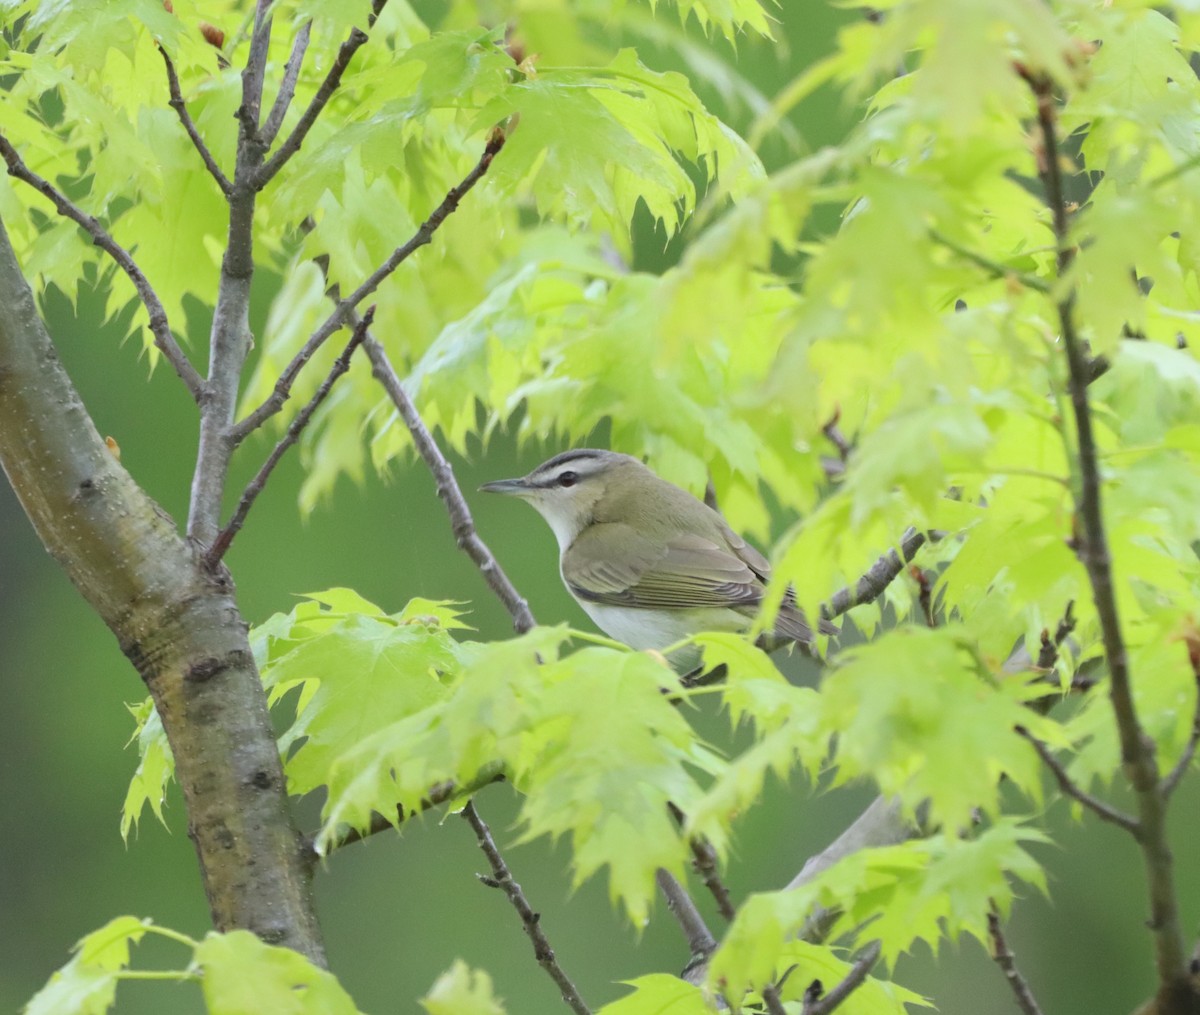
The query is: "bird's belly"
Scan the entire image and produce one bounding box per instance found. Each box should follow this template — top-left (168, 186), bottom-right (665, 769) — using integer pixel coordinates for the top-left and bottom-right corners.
top-left (577, 603), bottom-right (748, 657)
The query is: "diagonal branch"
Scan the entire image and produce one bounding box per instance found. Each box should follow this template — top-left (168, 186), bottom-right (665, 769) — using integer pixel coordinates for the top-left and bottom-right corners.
top-left (821, 527), bottom-right (937, 622)
top-left (204, 307), bottom-right (374, 568)
top-left (1015, 726), bottom-right (1139, 833)
top-left (232, 126), bottom-right (508, 443)
top-left (362, 332), bottom-right (536, 633)
top-left (463, 801), bottom-right (591, 1015)
top-left (0, 132), bottom-right (206, 400)
top-left (986, 904), bottom-right (1045, 1015)
top-left (656, 869), bottom-right (715, 974)
top-left (255, 0), bottom-right (389, 188)
top-left (158, 46), bottom-right (233, 195)
top-left (260, 20), bottom-right (312, 148)
top-left (1023, 66), bottom-right (1190, 1003)
top-left (801, 941), bottom-right (882, 1015)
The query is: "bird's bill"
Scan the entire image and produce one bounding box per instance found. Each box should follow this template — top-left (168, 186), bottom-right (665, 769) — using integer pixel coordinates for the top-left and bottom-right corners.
top-left (479, 477), bottom-right (531, 495)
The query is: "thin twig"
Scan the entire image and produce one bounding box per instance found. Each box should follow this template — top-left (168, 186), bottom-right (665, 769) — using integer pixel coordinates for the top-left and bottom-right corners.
top-left (987, 905), bottom-right (1045, 1015)
top-left (0, 133), bottom-right (206, 400)
top-left (802, 941), bottom-right (882, 1015)
top-left (158, 46), bottom-right (233, 195)
top-left (1014, 725), bottom-right (1139, 834)
top-left (362, 333), bottom-right (536, 634)
top-left (232, 126), bottom-right (508, 442)
top-left (204, 307), bottom-right (373, 567)
top-left (668, 802), bottom-right (736, 922)
top-left (260, 20), bottom-right (312, 147)
top-left (256, 0), bottom-right (389, 187)
top-left (1024, 66), bottom-right (1190, 998)
top-left (822, 407), bottom-right (852, 463)
top-left (237, 0), bottom-right (274, 141)
top-left (655, 869), bottom-right (715, 967)
top-left (463, 801), bottom-right (591, 1015)
top-left (760, 984), bottom-right (788, 1015)
top-left (821, 527), bottom-right (937, 622)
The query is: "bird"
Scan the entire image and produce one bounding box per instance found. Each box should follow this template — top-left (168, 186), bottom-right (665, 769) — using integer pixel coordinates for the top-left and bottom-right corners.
top-left (480, 448), bottom-right (835, 671)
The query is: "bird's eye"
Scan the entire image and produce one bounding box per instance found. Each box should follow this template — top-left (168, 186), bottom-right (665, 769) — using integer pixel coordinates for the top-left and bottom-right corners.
top-left (557, 471), bottom-right (578, 488)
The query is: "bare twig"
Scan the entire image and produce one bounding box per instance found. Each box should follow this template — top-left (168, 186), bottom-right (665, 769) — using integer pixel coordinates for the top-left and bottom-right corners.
top-left (204, 308), bottom-right (374, 567)
top-left (801, 941), bottom-right (882, 1015)
top-left (668, 802), bottom-right (736, 922)
top-left (232, 127), bottom-right (508, 442)
top-left (237, 0), bottom-right (274, 141)
top-left (656, 869), bottom-right (715, 969)
top-left (1025, 67), bottom-right (1191, 1002)
top-left (463, 801), bottom-right (590, 1015)
top-left (362, 333), bottom-right (536, 634)
top-left (987, 905), bottom-right (1045, 1015)
top-left (760, 983), bottom-right (788, 1015)
top-left (822, 407), bottom-right (852, 463)
top-left (260, 20), bottom-right (312, 148)
top-left (1015, 726), bottom-right (1139, 834)
top-left (158, 46), bottom-right (233, 195)
top-left (256, 0), bottom-right (389, 187)
top-left (0, 133), bottom-right (206, 400)
top-left (821, 527), bottom-right (937, 622)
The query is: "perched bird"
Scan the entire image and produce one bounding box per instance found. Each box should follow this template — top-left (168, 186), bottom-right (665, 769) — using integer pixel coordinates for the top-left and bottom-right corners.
top-left (481, 449), bottom-right (834, 670)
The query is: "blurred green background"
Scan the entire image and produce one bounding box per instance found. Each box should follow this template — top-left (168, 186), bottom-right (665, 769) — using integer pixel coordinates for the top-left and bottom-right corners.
top-left (2, 3), bottom-right (1196, 1013)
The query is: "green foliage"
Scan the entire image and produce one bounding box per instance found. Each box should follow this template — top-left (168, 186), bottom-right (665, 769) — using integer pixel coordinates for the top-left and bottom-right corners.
top-left (15, 0), bottom-right (1200, 1010)
top-left (26, 918), bottom-right (365, 1015)
top-left (709, 821), bottom-right (1048, 987)
top-left (420, 960), bottom-right (507, 1015)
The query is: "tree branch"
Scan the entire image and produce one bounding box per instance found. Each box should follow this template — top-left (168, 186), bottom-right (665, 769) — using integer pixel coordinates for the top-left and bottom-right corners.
top-left (656, 869), bottom-right (715, 973)
top-left (158, 45), bottom-right (233, 195)
top-left (237, 0), bottom-right (273, 142)
top-left (260, 20), bottom-right (312, 148)
top-left (801, 941), bottom-right (882, 1015)
top-left (233, 126), bottom-right (508, 443)
top-left (204, 307), bottom-right (373, 568)
top-left (1015, 726), bottom-right (1140, 834)
top-left (1025, 68), bottom-right (1191, 1005)
top-left (668, 802), bottom-right (736, 922)
top-left (0, 218), bottom-right (324, 962)
top-left (463, 801), bottom-right (590, 1015)
top-left (821, 527), bottom-right (936, 622)
top-left (987, 905), bottom-right (1045, 1015)
top-left (256, 0), bottom-right (389, 188)
top-left (361, 332), bottom-right (536, 634)
top-left (0, 132), bottom-right (206, 400)
top-left (187, 0), bottom-right (276, 544)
